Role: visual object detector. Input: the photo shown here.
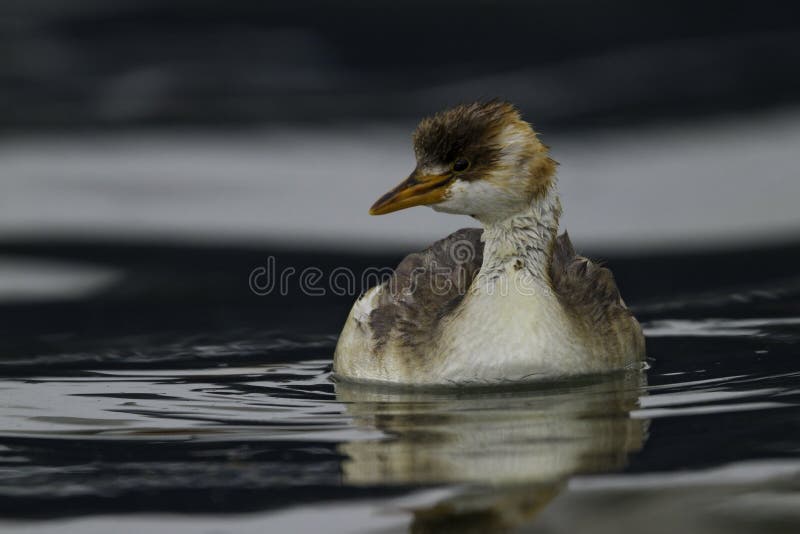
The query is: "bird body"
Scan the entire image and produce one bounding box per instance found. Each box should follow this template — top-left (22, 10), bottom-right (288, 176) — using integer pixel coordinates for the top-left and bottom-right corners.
top-left (334, 101), bottom-right (644, 386)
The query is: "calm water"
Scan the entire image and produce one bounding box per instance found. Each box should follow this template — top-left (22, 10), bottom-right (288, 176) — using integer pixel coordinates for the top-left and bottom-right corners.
top-left (1, 242), bottom-right (799, 533)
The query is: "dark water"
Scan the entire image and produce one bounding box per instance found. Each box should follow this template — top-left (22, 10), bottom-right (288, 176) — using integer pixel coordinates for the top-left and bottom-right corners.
top-left (4, 2), bottom-right (800, 131)
top-left (1, 240), bottom-right (800, 533)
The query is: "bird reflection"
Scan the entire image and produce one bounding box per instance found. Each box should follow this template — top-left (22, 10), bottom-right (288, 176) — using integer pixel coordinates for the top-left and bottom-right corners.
top-left (335, 372), bottom-right (648, 533)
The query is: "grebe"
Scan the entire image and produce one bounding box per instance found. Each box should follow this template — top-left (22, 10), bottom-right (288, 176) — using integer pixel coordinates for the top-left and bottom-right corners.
top-left (334, 101), bottom-right (644, 385)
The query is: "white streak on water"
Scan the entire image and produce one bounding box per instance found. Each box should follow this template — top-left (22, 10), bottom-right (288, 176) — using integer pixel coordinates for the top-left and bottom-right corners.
top-left (569, 459), bottom-right (800, 490)
top-left (0, 257), bottom-right (120, 302)
top-left (645, 317), bottom-right (800, 337)
top-left (1, 108), bottom-right (799, 251)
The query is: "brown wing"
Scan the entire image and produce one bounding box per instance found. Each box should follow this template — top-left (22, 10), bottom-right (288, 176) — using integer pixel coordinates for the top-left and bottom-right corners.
top-left (550, 232), bottom-right (645, 359)
top-left (369, 228), bottom-right (484, 351)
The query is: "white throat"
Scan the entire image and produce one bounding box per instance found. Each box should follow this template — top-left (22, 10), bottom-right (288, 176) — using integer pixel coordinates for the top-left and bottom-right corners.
top-left (431, 182), bottom-right (578, 383)
top-left (478, 183), bottom-right (562, 280)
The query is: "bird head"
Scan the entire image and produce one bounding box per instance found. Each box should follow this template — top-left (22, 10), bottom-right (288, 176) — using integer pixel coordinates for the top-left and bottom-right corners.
top-left (369, 100), bottom-right (557, 224)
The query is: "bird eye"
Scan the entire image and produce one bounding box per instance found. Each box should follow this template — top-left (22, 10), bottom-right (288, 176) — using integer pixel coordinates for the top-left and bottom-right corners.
top-left (452, 158), bottom-right (470, 172)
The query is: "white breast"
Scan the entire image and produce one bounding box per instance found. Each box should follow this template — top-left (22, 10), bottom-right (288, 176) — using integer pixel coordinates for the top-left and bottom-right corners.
top-left (429, 267), bottom-right (590, 384)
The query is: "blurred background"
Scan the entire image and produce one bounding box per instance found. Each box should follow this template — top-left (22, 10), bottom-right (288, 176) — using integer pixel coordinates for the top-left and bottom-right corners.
top-left (3, 4), bottom-right (800, 531)
top-left (2, 0), bottom-right (799, 255)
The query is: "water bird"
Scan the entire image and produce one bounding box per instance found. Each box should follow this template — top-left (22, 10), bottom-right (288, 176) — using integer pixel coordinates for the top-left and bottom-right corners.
top-left (334, 101), bottom-right (644, 385)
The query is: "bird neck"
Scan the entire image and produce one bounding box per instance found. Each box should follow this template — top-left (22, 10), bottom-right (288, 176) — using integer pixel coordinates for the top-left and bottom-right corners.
top-left (479, 183), bottom-right (562, 281)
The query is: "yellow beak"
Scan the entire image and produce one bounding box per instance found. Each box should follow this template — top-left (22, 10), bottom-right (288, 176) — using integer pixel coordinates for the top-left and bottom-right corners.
top-left (369, 171), bottom-right (453, 215)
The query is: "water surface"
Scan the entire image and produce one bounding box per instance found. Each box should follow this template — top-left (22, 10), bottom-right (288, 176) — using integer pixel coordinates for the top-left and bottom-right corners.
top-left (1, 242), bottom-right (799, 533)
